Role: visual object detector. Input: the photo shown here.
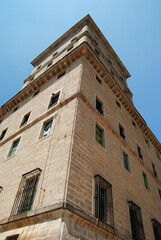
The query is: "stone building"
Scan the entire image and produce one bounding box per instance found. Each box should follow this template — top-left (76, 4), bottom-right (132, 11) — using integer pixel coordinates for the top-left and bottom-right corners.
top-left (0, 15), bottom-right (160, 240)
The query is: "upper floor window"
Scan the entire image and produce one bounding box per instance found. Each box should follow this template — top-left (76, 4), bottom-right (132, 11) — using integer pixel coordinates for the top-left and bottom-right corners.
top-left (128, 201), bottom-right (145, 240)
top-left (96, 75), bottom-right (102, 85)
top-left (8, 139), bottom-right (20, 158)
top-left (96, 97), bottom-right (103, 115)
top-left (145, 138), bottom-right (150, 147)
top-left (0, 128), bottom-right (7, 141)
top-left (57, 71), bottom-right (66, 79)
top-left (32, 89), bottom-right (40, 98)
top-left (152, 219), bottom-right (161, 240)
top-left (95, 124), bottom-right (104, 147)
top-left (41, 119), bottom-right (53, 138)
top-left (12, 106), bottom-right (18, 113)
top-left (123, 152), bottom-right (130, 172)
top-left (156, 151), bottom-right (161, 160)
top-left (10, 168), bottom-right (41, 216)
top-left (119, 124), bottom-right (125, 140)
top-left (6, 235), bottom-right (19, 240)
top-left (142, 172), bottom-right (149, 190)
top-left (0, 186), bottom-right (3, 193)
top-left (94, 175), bottom-right (113, 226)
top-left (116, 100), bottom-right (121, 108)
top-left (48, 92), bottom-right (60, 109)
top-left (158, 189), bottom-right (161, 201)
top-left (132, 120), bottom-right (136, 128)
top-left (137, 145), bottom-right (143, 160)
top-left (20, 112), bottom-right (30, 127)
top-left (152, 163), bottom-right (157, 177)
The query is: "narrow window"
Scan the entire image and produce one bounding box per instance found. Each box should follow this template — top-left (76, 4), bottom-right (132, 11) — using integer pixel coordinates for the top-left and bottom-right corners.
top-left (47, 61), bottom-right (52, 68)
top-left (158, 189), bottom-right (161, 201)
top-left (96, 75), bottom-right (102, 85)
top-left (10, 168), bottom-right (41, 216)
top-left (94, 175), bottom-right (113, 226)
top-left (0, 128), bottom-right (7, 141)
top-left (32, 89), bottom-right (40, 97)
top-left (0, 186), bottom-right (3, 193)
top-left (67, 45), bottom-right (73, 51)
top-left (152, 219), bottom-right (161, 240)
top-left (152, 163), bottom-right (157, 177)
top-left (37, 65), bottom-right (41, 70)
top-left (20, 112), bottom-right (30, 127)
top-left (128, 201), bottom-right (145, 240)
top-left (156, 151), bottom-right (161, 160)
top-left (41, 119), bottom-right (53, 138)
top-left (57, 71), bottom-right (66, 79)
top-left (137, 145), bottom-right (143, 160)
top-left (145, 138), bottom-right (150, 147)
top-left (96, 124), bottom-right (104, 147)
top-left (119, 124), bottom-right (125, 140)
top-left (8, 139), bottom-right (20, 158)
top-left (142, 172), bottom-right (149, 190)
top-left (48, 92), bottom-right (60, 108)
top-left (123, 152), bottom-right (130, 171)
top-left (53, 51), bottom-right (58, 57)
top-left (12, 106), bottom-right (18, 113)
top-left (132, 120), bottom-right (136, 128)
top-left (116, 100), bottom-right (121, 108)
top-left (96, 98), bottom-right (103, 115)
top-left (6, 235), bottom-right (19, 240)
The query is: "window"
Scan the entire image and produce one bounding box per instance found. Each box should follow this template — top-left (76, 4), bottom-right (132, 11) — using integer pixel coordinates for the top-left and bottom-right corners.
top-left (6, 235), bottom-right (19, 240)
top-left (41, 119), bottom-right (53, 138)
top-left (12, 106), bottom-right (18, 113)
top-left (96, 98), bottom-right (103, 115)
top-left (119, 124), bottom-right (125, 140)
top-left (96, 75), bottom-right (102, 85)
top-left (156, 151), bottom-right (161, 160)
top-left (0, 186), bottom-right (3, 193)
top-left (57, 71), bottom-right (66, 79)
top-left (96, 124), bottom-right (104, 147)
top-left (37, 65), bottom-right (41, 70)
top-left (128, 201), bottom-right (145, 240)
top-left (67, 45), bottom-right (73, 51)
top-left (47, 61), bottom-right (52, 68)
top-left (10, 168), bottom-right (41, 216)
top-left (158, 189), bottom-right (161, 201)
top-left (48, 92), bottom-right (60, 108)
top-left (53, 51), bottom-right (58, 57)
top-left (142, 172), bottom-right (149, 190)
top-left (0, 128), bottom-right (7, 141)
top-left (123, 152), bottom-right (130, 171)
top-left (152, 219), bottom-right (161, 240)
top-left (137, 145), bottom-right (143, 160)
top-left (116, 100), bottom-right (121, 108)
top-left (8, 139), bottom-right (20, 158)
top-left (32, 89), bottom-right (40, 97)
top-left (145, 138), bottom-right (150, 147)
top-left (152, 163), bottom-right (157, 177)
top-left (132, 120), bottom-right (136, 128)
top-left (94, 175), bottom-right (113, 226)
top-left (20, 112), bottom-right (30, 127)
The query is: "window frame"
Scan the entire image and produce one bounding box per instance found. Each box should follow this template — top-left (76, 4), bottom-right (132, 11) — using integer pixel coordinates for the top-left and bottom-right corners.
top-left (96, 97), bottom-right (104, 115)
top-left (95, 124), bottom-right (104, 147)
top-left (0, 128), bottom-right (7, 141)
top-left (119, 123), bottom-right (126, 140)
top-left (20, 112), bottom-right (31, 128)
top-left (6, 234), bottom-right (19, 240)
top-left (40, 118), bottom-right (53, 139)
top-left (123, 152), bottom-right (130, 172)
top-left (152, 162), bottom-right (157, 177)
top-left (48, 92), bottom-right (60, 109)
top-left (137, 145), bottom-right (143, 160)
top-left (8, 138), bottom-right (20, 158)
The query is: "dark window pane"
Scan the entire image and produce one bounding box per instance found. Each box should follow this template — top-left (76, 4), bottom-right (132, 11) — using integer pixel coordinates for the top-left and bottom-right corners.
top-left (96, 98), bottom-right (103, 115)
top-left (49, 93), bottom-right (59, 108)
top-left (96, 125), bottom-right (104, 146)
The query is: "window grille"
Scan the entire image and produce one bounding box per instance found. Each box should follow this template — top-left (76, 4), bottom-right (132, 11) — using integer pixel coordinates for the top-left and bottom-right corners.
top-left (10, 168), bottom-right (41, 216)
top-left (128, 201), bottom-right (145, 240)
top-left (94, 175), bottom-right (114, 226)
top-left (48, 92), bottom-right (60, 108)
top-left (152, 219), bottom-right (161, 240)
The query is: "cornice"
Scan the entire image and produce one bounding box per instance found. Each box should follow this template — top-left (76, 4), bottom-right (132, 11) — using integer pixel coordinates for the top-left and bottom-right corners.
top-left (0, 42), bottom-right (160, 153)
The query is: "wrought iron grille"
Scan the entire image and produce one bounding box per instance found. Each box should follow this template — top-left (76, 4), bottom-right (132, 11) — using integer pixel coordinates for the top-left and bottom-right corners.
top-left (94, 175), bottom-right (114, 226)
top-left (128, 201), bottom-right (145, 240)
top-left (11, 168), bottom-right (41, 216)
top-left (152, 219), bottom-right (161, 240)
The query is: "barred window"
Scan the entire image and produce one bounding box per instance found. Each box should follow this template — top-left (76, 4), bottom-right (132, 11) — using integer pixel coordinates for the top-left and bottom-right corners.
top-left (152, 219), bottom-right (161, 240)
top-left (11, 168), bottom-right (41, 216)
top-left (128, 201), bottom-right (145, 240)
top-left (94, 175), bottom-right (113, 226)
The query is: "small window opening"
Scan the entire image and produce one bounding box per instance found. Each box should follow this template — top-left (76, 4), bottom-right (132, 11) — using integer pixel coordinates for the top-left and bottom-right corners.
top-left (137, 145), bottom-right (143, 160)
top-left (96, 124), bottom-right (104, 147)
top-left (96, 75), bottom-right (102, 85)
top-left (132, 120), bottom-right (136, 128)
top-left (152, 163), bottom-right (157, 177)
top-left (96, 98), bottom-right (103, 115)
top-left (119, 124), bottom-right (125, 140)
top-left (32, 90), bottom-right (40, 97)
top-left (57, 71), bottom-right (66, 79)
top-left (20, 112), bottom-right (30, 127)
top-left (12, 106), bottom-right (18, 113)
top-left (48, 92), bottom-right (60, 108)
top-left (142, 172), bottom-right (149, 190)
top-left (116, 100), bottom-right (121, 108)
top-left (0, 128), bottom-right (7, 141)
top-left (41, 119), bottom-right (53, 138)
top-left (8, 139), bottom-right (20, 158)
top-left (123, 152), bottom-right (130, 171)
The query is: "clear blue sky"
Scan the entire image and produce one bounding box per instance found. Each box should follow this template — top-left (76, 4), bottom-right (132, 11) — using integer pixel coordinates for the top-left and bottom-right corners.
top-left (0, 0), bottom-right (161, 143)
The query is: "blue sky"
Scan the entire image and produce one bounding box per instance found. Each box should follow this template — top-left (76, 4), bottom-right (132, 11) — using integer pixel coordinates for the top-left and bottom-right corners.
top-left (0, 0), bottom-right (161, 142)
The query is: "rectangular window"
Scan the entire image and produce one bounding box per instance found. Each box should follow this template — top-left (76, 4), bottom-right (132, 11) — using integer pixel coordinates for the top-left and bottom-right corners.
top-left (48, 92), bottom-right (60, 108)
top-left (94, 175), bottom-right (113, 226)
top-left (137, 145), bottom-right (143, 160)
top-left (123, 152), bottom-right (130, 171)
top-left (132, 120), bottom-right (136, 128)
top-left (20, 112), bottom-right (30, 127)
top-left (116, 100), bottom-right (121, 108)
top-left (96, 124), bottom-right (104, 147)
top-left (119, 124), bottom-right (125, 140)
top-left (12, 106), bottom-right (18, 113)
top-left (96, 75), bottom-right (102, 85)
top-left (96, 98), bottom-right (103, 115)
top-left (128, 201), bottom-right (145, 240)
top-left (152, 163), bottom-right (157, 177)
top-left (41, 119), bottom-right (53, 138)
top-left (32, 89), bottom-right (40, 97)
top-left (6, 235), bottom-right (19, 240)
top-left (8, 139), bottom-right (20, 158)
top-left (145, 138), bottom-right (150, 147)
top-left (152, 219), bottom-right (161, 240)
top-left (57, 71), bottom-right (66, 79)
top-left (0, 128), bottom-right (7, 141)
top-left (11, 168), bottom-right (41, 216)
top-left (156, 151), bottom-right (160, 160)
top-left (142, 172), bottom-right (149, 190)
top-left (158, 189), bottom-right (161, 201)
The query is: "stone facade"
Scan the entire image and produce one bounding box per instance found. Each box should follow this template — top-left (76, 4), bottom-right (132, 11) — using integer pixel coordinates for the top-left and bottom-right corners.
top-left (0, 15), bottom-right (160, 240)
